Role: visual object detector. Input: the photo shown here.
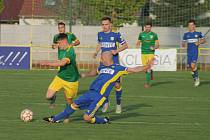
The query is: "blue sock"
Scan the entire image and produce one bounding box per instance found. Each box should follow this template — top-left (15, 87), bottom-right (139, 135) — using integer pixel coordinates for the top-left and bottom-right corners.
top-left (53, 105), bottom-right (76, 121)
top-left (116, 88), bottom-right (122, 105)
top-left (93, 116), bottom-right (108, 124)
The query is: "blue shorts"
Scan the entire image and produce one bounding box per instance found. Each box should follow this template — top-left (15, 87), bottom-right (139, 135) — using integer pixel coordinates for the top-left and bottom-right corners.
top-left (187, 55), bottom-right (198, 66)
top-left (74, 90), bottom-right (107, 117)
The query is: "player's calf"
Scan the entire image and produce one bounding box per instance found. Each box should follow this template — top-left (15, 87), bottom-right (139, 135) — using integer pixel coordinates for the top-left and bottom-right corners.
top-left (46, 89), bottom-right (57, 108)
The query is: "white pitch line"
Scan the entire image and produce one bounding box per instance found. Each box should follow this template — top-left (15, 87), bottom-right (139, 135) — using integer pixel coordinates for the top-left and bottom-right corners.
top-left (0, 119), bottom-right (209, 126)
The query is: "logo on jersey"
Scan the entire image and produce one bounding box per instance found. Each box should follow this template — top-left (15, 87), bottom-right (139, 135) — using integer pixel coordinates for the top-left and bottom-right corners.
top-left (110, 37), bottom-right (114, 41)
top-left (150, 35), bottom-right (154, 39)
top-left (99, 37), bottom-right (103, 41)
top-left (99, 68), bottom-right (115, 75)
top-left (195, 35), bottom-right (198, 38)
top-left (101, 42), bottom-right (115, 48)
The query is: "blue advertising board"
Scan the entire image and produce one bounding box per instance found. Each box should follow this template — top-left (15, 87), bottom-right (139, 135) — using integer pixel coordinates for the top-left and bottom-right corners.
top-left (0, 46), bottom-right (30, 70)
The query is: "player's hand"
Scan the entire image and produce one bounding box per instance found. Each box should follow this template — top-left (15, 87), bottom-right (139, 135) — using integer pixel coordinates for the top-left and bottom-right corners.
top-left (52, 43), bottom-right (59, 49)
top-left (111, 50), bottom-right (118, 55)
top-left (195, 42), bottom-right (200, 47)
top-left (93, 52), bottom-right (97, 59)
top-left (150, 46), bottom-right (155, 50)
top-left (80, 73), bottom-right (86, 78)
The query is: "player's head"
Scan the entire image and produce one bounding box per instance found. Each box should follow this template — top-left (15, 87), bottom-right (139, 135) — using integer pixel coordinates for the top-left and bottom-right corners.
top-left (58, 22), bottom-right (66, 33)
top-left (57, 33), bottom-right (68, 49)
top-left (144, 22), bottom-right (152, 32)
top-left (188, 19), bottom-right (196, 32)
top-left (101, 17), bottom-right (112, 33)
top-left (101, 51), bottom-right (113, 66)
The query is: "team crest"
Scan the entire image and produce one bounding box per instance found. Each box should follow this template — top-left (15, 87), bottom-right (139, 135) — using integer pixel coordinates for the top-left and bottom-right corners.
top-left (195, 35), bottom-right (198, 38)
top-left (100, 37), bottom-right (103, 41)
top-left (150, 35), bottom-right (153, 39)
top-left (110, 37), bottom-right (114, 41)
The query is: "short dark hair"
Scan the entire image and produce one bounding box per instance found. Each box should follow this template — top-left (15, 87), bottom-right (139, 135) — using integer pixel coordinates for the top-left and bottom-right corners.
top-left (58, 22), bottom-right (65, 26)
top-left (101, 17), bottom-right (112, 23)
top-left (188, 19), bottom-right (196, 25)
top-left (144, 22), bottom-right (152, 27)
top-left (57, 33), bottom-right (68, 41)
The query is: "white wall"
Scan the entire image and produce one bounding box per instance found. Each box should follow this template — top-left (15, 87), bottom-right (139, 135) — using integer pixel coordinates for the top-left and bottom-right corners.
top-left (0, 24), bottom-right (209, 47)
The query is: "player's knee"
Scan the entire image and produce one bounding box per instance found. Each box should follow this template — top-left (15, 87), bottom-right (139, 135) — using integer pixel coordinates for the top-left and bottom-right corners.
top-left (46, 90), bottom-right (55, 100)
top-left (115, 83), bottom-right (121, 89)
top-left (83, 114), bottom-right (91, 122)
top-left (191, 64), bottom-right (196, 71)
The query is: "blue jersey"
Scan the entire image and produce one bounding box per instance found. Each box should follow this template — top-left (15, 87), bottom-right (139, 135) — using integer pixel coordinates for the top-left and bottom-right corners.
top-left (89, 64), bottom-right (128, 98)
top-left (183, 31), bottom-right (204, 56)
top-left (98, 31), bottom-right (126, 63)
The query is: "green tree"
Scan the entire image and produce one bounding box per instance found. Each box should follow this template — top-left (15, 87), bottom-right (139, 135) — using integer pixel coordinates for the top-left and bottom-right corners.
top-left (45, 0), bottom-right (145, 27)
top-left (78, 0), bottom-right (145, 27)
top-left (0, 0), bottom-right (4, 13)
top-left (148, 0), bottom-right (210, 27)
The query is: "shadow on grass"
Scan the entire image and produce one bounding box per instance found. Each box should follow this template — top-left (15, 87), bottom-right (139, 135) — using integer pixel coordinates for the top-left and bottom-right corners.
top-left (200, 80), bottom-right (210, 86)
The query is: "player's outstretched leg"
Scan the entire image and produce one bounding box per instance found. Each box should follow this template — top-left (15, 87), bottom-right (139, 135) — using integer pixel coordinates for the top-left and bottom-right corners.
top-left (102, 99), bottom-right (109, 113)
top-left (115, 82), bottom-right (122, 114)
top-left (43, 103), bottom-right (77, 123)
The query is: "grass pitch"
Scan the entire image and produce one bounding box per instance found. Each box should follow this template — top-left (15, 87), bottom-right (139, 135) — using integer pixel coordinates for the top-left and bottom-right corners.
top-left (0, 70), bottom-right (210, 140)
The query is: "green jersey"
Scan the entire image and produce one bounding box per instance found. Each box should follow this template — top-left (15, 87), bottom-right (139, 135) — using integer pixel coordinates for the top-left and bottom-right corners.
top-left (138, 31), bottom-right (158, 54)
top-left (57, 46), bottom-right (80, 82)
top-left (53, 32), bottom-right (78, 60)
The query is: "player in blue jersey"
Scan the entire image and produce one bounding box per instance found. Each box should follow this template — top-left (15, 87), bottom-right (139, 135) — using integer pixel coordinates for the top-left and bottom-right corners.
top-left (93, 17), bottom-right (128, 114)
top-left (182, 19), bottom-right (206, 87)
top-left (43, 51), bottom-right (152, 124)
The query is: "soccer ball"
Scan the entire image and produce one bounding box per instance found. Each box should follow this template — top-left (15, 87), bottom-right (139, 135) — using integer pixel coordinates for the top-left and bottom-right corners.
top-left (20, 109), bottom-right (33, 122)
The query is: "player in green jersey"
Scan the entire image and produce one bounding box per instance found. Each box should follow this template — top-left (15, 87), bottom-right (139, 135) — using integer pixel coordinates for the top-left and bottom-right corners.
top-left (52, 22), bottom-right (80, 60)
top-left (136, 22), bottom-right (159, 88)
top-left (41, 33), bottom-right (80, 113)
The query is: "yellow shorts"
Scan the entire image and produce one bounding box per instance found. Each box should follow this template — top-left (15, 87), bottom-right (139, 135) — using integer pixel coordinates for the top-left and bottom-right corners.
top-left (48, 76), bottom-right (79, 99)
top-left (141, 54), bottom-right (155, 66)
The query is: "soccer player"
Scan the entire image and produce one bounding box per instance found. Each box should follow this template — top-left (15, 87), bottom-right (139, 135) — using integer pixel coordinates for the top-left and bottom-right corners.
top-left (182, 19), bottom-right (206, 87)
top-left (93, 17), bottom-right (129, 114)
top-left (50, 22), bottom-right (80, 107)
top-left (136, 22), bottom-right (159, 88)
top-left (52, 22), bottom-right (80, 60)
top-left (41, 33), bottom-right (80, 111)
top-left (43, 51), bottom-right (152, 124)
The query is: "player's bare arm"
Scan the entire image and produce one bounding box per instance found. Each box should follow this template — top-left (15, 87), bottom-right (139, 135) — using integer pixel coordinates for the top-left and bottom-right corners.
top-left (150, 39), bottom-right (160, 51)
top-left (136, 40), bottom-right (141, 48)
top-left (182, 41), bottom-right (187, 48)
top-left (93, 44), bottom-right (101, 58)
top-left (195, 38), bottom-right (206, 46)
top-left (81, 69), bottom-right (98, 78)
top-left (127, 59), bottom-right (154, 73)
top-left (111, 43), bottom-right (128, 55)
top-left (40, 58), bottom-right (69, 67)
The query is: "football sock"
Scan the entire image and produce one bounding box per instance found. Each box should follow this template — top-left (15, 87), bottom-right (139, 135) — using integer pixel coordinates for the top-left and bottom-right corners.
top-left (192, 69), bottom-right (199, 81)
top-left (115, 87), bottom-right (122, 105)
top-left (146, 70), bottom-right (151, 84)
top-left (53, 104), bottom-right (76, 121)
top-left (48, 95), bottom-right (56, 105)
